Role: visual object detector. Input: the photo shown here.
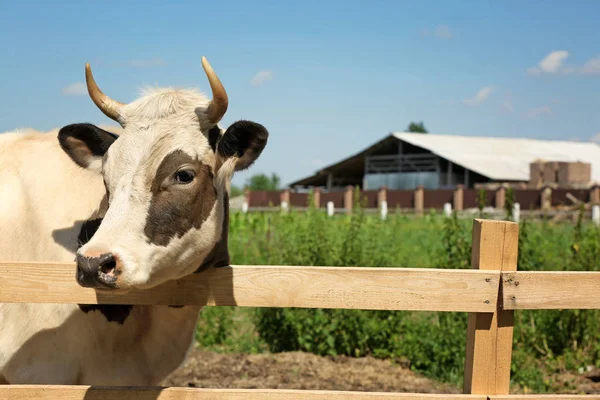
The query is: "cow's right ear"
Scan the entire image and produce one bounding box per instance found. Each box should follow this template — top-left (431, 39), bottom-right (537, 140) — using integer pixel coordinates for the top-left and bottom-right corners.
top-left (58, 123), bottom-right (118, 173)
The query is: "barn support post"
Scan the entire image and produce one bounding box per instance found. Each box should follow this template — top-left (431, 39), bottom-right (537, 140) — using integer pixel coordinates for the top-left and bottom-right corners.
top-left (463, 219), bottom-right (518, 395)
top-left (414, 185), bottom-right (424, 215)
top-left (453, 184), bottom-right (464, 211)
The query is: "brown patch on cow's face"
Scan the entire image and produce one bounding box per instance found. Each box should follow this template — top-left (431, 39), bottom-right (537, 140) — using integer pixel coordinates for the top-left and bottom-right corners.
top-left (196, 192), bottom-right (230, 272)
top-left (144, 150), bottom-right (217, 246)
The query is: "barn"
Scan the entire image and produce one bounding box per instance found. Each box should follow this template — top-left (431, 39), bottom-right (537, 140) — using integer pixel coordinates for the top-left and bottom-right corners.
top-left (288, 132), bottom-right (600, 191)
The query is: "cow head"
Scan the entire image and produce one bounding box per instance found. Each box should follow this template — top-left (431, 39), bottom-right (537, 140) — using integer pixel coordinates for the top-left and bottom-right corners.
top-left (58, 57), bottom-right (268, 290)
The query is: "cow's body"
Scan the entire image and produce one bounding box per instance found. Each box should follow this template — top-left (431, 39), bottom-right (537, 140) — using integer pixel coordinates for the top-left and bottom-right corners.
top-left (0, 58), bottom-right (268, 385)
top-left (0, 128), bottom-right (201, 385)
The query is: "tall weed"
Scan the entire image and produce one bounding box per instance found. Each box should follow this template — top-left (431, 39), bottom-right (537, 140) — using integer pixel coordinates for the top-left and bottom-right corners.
top-left (197, 208), bottom-right (600, 392)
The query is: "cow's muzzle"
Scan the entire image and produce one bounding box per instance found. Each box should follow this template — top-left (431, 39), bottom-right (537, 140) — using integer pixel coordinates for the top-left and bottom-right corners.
top-left (76, 252), bottom-right (119, 289)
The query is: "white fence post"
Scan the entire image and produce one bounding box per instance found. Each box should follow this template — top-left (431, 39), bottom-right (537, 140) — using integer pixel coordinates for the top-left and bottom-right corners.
top-left (242, 202), bottom-right (249, 214)
top-left (381, 200), bottom-right (388, 220)
top-left (593, 205), bottom-right (600, 226)
top-left (513, 203), bottom-right (520, 223)
top-left (443, 202), bottom-right (452, 217)
top-left (327, 201), bottom-right (334, 217)
top-left (281, 201), bottom-right (289, 213)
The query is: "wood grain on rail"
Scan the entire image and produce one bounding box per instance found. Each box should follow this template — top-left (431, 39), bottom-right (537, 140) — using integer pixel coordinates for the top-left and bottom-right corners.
top-left (0, 386), bottom-right (486, 400)
top-left (502, 271), bottom-right (600, 310)
top-left (0, 263), bottom-right (499, 312)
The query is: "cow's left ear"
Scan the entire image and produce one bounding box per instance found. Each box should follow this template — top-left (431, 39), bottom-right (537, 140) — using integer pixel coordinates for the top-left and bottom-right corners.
top-left (216, 120), bottom-right (268, 171)
top-left (58, 123), bottom-right (118, 173)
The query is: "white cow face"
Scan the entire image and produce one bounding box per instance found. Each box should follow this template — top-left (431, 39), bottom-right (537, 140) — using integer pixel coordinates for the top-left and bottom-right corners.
top-left (58, 58), bottom-right (268, 291)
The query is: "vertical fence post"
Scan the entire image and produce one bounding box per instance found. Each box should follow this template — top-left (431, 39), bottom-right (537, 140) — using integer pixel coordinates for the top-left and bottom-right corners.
top-left (344, 186), bottom-right (354, 214)
top-left (313, 188), bottom-right (321, 209)
top-left (414, 185), bottom-right (424, 215)
top-left (463, 219), bottom-right (518, 395)
top-left (378, 186), bottom-right (388, 209)
top-left (591, 185), bottom-right (600, 205)
top-left (380, 201), bottom-right (388, 220)
top-left (443, 202), bottom-right (452, 217)
top-left (243, 188), bottom-right (250, 214)
top-left (454, 184), bottom-right (464, 212)
top-left (327, 201), bottom-right (334, 217)
top-left (280, 189), bottom-right (290, 208)
top-left (495, 185), bottom-right (506, 210)
top-left (541, 186), bottom-right (552, 210)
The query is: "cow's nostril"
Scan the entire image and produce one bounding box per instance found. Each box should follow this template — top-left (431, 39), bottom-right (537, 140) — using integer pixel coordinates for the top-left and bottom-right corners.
top-left (98, 253), bottom-right (117, 276)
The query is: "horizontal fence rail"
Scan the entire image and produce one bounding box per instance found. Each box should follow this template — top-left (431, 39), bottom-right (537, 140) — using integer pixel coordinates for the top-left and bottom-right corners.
top-left (0, 263), bottom-right (499, 312)
top-left (4, 219), bottom-right (600, 399)
top-left (0, 386), bottom-right (486, 400)
top-left (502, 271), bottom-right (600, 310)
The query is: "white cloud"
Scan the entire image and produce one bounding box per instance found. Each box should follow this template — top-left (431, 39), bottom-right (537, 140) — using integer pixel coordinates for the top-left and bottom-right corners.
top-left (525, 105), bottom-right (552, 119)
top-left (528, 51), bottom-right (600, 76)
top-left (581, 56), bottom-right (600, 75)
top-left (434, 25), bottom-right (453, 39)
top-left (590, 133), bottom-right (600, 143)
top-left (129, 58), bottom-right (166, 68)
top-left (250, 70), bottom-right (273, 87)
top-left (502, 90), bottom-right (514, 112)
top-left (528, 50), bottom-right (570, 75)
top-left (463, 86), bottom-right (494, 106)
top-left (61, 82), bottom-right (87, 96)
top-left (420, 25), bottom-right (454, 39)
top-left (540, 51), bottom-right (569, 73)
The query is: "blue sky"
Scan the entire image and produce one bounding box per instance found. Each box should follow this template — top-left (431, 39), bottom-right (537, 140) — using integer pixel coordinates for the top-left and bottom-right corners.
top-left (1, 0), bottom-right (599, 187)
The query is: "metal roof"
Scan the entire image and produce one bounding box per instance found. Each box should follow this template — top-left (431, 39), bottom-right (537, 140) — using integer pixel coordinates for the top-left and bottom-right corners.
top-left (289, 132), bottom-right (600, 186)
top-left (392, 132), bottom-right (600, 182)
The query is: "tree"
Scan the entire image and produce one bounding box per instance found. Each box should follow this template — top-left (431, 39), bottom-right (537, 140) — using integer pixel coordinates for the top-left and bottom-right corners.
top-left (407, 121), bottom-right (428, 133)
top-left (245, 173), bottom-right (281, 191)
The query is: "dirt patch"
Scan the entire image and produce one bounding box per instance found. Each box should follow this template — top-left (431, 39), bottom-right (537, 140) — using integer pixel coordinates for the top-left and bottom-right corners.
top-left (162, 349), bottom-right (459, 393)
top-left (544, 369), bottom-right (600, 395)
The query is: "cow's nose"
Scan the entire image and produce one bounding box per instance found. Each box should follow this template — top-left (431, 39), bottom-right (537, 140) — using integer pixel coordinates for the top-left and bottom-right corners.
top-left (76, 252), bottom-right (119, 289)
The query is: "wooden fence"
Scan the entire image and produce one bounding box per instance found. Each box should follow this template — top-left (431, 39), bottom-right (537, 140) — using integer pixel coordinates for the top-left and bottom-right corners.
top-left (2, 219), bottom-right (600, 399)
top-left (249, 185), bottom-right (600, 213)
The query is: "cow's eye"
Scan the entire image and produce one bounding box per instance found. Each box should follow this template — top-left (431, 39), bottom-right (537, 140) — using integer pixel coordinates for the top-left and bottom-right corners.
top-left (175, 169), bottom-right (195, 184)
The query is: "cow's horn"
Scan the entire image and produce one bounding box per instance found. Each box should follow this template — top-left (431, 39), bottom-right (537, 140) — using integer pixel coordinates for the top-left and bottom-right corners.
top-left (85, 63), bottom-right (126, 125)
top-left (201, 56), bottom-right (228, 124)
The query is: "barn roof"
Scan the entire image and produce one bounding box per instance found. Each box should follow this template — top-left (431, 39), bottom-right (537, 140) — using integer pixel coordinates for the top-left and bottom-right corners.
top-left (289, 132), bottom-right (600, 187)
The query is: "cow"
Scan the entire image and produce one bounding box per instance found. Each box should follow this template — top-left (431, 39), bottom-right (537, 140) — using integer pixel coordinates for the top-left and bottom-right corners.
top-left (0, 57), bottom-right (268, 385)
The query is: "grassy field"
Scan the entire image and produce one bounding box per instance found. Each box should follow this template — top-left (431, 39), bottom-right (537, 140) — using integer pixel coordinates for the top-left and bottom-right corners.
top-left (194, 198), bottom-right (600, 393)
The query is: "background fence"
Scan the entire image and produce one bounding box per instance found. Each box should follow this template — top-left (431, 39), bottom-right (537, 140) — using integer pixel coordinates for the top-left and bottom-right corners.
top-left (2, 219), bottom-right (600, 399)
top-left (245, 185), bottom-right (600, 215)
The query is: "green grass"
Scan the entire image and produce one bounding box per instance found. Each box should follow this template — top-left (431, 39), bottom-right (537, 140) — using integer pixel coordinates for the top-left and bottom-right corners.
top-left (195, 197), bottom-right (600, 393)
